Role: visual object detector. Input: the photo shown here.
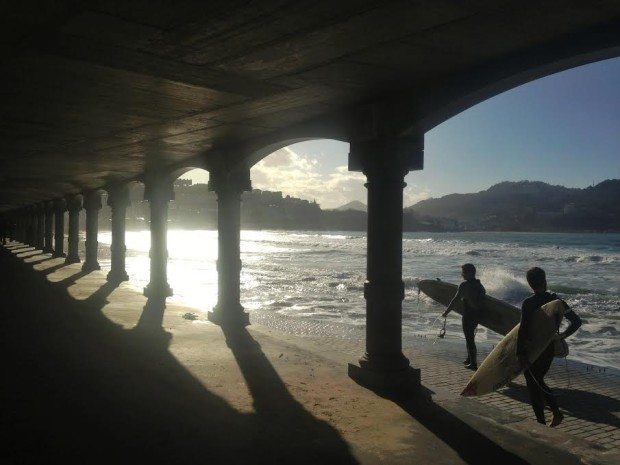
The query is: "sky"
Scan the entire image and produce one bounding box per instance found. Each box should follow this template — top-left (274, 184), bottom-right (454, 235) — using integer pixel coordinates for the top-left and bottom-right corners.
top-left (184, 57), bottom-right (620, 209)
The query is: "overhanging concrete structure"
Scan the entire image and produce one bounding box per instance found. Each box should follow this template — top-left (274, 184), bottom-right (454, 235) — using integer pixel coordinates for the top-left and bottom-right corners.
top-left (1, 1), bottom-right (619, 208)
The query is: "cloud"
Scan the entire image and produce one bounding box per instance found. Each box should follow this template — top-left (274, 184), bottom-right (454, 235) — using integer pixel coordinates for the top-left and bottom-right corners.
top-left (251, 147), bottom-right (366, 208)
top-left (404, 184), bottom-right (431, 207)
top-left (251, 146), bottom-right (432, 209)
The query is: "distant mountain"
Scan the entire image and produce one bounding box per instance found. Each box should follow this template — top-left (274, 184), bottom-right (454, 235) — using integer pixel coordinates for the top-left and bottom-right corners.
top-left (334, 200), bottom-right (367, 212)
top-left (407, 180), bottom-right (620, 232)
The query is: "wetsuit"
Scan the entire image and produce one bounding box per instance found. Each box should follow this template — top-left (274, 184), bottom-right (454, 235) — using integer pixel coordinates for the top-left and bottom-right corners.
top-left (517, 291), bottom-right (582, 424)
top-left (447, 279), bottom-right (486, 364)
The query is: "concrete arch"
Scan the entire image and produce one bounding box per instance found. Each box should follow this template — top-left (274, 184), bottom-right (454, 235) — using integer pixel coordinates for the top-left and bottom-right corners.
top-left (400, 22), bottom-right (620, 135)
top-left (240, 128), bottom-right (350, 168)
top-left (170, 166), bottom-right (208, 181)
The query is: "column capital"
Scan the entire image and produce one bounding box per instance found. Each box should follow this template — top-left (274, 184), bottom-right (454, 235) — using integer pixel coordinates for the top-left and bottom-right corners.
top-left (44, 200), bottom-right (55, 213)
top-left (348, 134), bottom-right (424, 177)
top-left (83, 190), bottom-right (103, 211)
top-left (144, 170), bottom-right (174, 203)
top-left (65, 194), bottom-right (83, 213)
top-left (208, 167), bottom-right (252, 194)
top-left (107, 184), bottom-right (131, 208)
top-left (53, 198), bottom-right (67, 213)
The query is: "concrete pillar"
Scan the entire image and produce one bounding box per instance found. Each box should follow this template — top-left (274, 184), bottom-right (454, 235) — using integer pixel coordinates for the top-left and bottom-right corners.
top-left (15, 214), bottom-right (23, 243)
top-left (347, 135), bottom-right (424, 393)
top-left (32, 210), bottom-right (37, 246)
top-left (43, 201), bottom-right (54, 253)
top-left (107, 184), bottom-right (131, 283)
top-left (82, 191), bottom-right (102, 272)
top-left (208, 167), bottom-right (251, 327)
top-left (27, 207), bottom-right (37, 246)
top-left (35, 204), bottom-right (45, 250)
top-left (17, 213), bottom-right (26, 243)
top-left (140, 171), bottom-right (173, 326)
top-left (65, 195), bottom-right (82, 264)
top-left (22, 211), bottom-right (30, 244)
top-left (52, 199), bottom-right (67, 258)
top-left (28, 205), bottom-right (38, 248)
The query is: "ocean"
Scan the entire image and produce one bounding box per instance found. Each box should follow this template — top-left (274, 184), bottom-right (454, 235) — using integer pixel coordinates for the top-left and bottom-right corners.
top-left (97, 230), bottom-right (620, 369)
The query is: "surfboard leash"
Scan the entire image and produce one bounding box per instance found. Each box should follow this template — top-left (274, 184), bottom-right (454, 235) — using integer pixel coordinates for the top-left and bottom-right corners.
top-left (432, 317), bottom-right (447, 345)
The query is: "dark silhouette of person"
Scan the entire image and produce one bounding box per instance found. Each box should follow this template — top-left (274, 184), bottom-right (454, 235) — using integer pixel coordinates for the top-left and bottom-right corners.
top-left (442, 263), bottom-right (486, 370)
top-left (517, 266), bottom-right (582, 427)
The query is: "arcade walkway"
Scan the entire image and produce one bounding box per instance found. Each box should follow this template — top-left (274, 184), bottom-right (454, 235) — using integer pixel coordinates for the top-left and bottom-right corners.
top-left (2, 242), bottom-right (617, 465)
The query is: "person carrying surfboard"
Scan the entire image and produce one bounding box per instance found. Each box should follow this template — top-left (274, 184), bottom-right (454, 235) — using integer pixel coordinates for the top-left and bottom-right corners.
top-left (442, 263), bottom-right (486, 370)
top-left (517, 267), bottom-right (582, 427)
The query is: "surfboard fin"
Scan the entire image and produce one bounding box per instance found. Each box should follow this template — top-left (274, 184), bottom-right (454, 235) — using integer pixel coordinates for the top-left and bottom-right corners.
top-left (461, 381), bottom-right (477, 397)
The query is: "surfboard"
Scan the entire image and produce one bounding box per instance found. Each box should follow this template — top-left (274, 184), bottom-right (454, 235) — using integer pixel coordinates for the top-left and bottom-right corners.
top-left (418, 279), bottom-right (569, 357)
top-left (461, 299), bottom-right (565, 397)
top-left (418, 279), bottom-right (520, 336)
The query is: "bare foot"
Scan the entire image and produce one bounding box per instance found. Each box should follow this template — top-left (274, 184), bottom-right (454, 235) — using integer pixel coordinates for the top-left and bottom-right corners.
top-left (550, 411), bottom-right (564, 427)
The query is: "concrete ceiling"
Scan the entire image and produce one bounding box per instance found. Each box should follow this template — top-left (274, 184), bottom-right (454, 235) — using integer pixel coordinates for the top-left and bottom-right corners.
top-left (1, 0), bottom-right (619, 211)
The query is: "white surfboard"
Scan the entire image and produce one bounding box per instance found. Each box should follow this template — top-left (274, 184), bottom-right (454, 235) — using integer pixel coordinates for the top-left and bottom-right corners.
top-left (461, 299), bottom-right (565, 397)
top-left (418, 279), bottom-right (568, 357)
top-left (418, 279), bottom-right (520, 335)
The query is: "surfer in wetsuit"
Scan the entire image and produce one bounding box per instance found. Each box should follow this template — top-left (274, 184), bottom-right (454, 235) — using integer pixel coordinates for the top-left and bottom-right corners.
top-left (517, 267), bottom-right (582, 427)
top-left (442, 263), bottom-right (486, 370)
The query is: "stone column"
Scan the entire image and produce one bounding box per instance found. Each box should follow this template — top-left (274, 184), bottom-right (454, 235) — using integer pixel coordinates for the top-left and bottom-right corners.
top-left (208, 167), bottom-right (251, 327)
top-left (52, 199), bottom-right (67, 257)
top-left (27, 207), bottom-right (37, 246)
top-left (15, 214), bottom-right (24, 243)
top-left (35, 204), bottom-right (45, 250)
top-left (18, 213), bottom-right (27, 244)
top-left (107, 184), bottom-right (131, 283)
top-left (65, 195), bottom-right (83, 264)
top-left (82, 191), bottom-right (102, 272)
top-left (26, 206), bottom-right (37, 247)
top-left (347, 135), bottom-right (424, 393)
top-left (43, 201), bottom-right (54, 253)
top-left (140, 171), bottom-right (173, 327)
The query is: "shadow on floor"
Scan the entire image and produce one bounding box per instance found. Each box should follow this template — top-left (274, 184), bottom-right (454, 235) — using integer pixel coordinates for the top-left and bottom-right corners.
top-left (0, 245), bottom-right (358, 464)
top-left (222, 325), bottom-right (356, 464)
top-left (353, 383), bottom-right (531, 465)
top-left (502, 384), bottom-right (620, 428)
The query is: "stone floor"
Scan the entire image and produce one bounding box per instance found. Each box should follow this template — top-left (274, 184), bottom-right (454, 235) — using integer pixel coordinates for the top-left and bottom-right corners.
top-left (2, 241), bottom-right (619, 464)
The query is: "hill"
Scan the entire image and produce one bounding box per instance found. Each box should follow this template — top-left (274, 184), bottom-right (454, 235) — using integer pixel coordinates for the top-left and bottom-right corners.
top-left (408, 180), bottom-right (620, 232)
top-left (334, 201), bottom-right (367, 212)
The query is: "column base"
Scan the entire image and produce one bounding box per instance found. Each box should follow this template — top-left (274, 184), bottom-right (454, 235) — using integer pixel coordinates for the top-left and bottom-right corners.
top-left (52, 251), bottom-right (66, 258)
top-left (64, 255), bottom-right (81, 264)
top-left (143, 283), bottom-right (173, 299)
top-left (348, 363), bottom-right (420, 395)
top-left (81, 261), bottom-right (101, 272)
top-left (208, 305), bottom-right (250, 327)
top-left (107, 269), bottom-right (129, 283)
top-left (42, 247), bottom-right (54, 254)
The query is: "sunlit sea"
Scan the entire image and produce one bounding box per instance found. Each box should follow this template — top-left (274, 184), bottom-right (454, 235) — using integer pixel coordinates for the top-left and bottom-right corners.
top-left (97, 230), bottom-right (620, 369)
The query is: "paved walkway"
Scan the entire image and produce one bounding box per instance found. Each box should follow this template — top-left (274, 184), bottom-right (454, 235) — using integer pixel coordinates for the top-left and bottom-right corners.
top-left (412, 339), bottom-right (620, 450)
top-left (2, 241), bottom-right (618, 464)
top-left (256, 321), bottom-right (620, 452)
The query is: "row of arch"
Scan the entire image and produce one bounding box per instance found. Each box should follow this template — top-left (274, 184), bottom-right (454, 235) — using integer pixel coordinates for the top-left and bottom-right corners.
top-left (1, 132), bottom-right (423, 391)
top-left (2, 40), bottom-right (619, 391)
